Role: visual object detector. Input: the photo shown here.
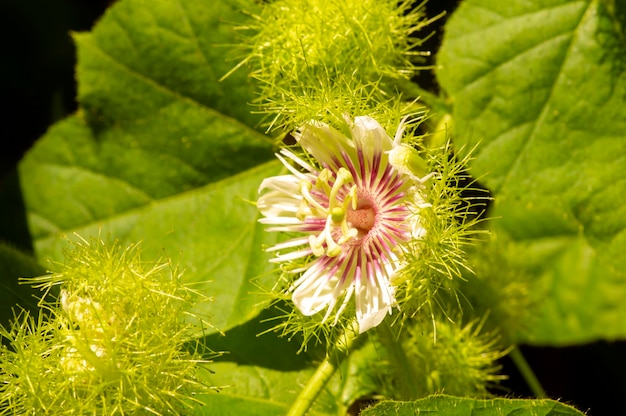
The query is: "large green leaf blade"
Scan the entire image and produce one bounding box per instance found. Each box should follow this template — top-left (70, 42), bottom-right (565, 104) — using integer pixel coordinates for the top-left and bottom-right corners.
top-left (20, 109), bottom-right (272, 241)
top-left (77, 0), bottom-right (261, 128)
top-left (361, 395), bottom-right (584, 416)
top-left (0, 243), bottom-right (46, 325)
top-left (21, 0), bottom-right (272, 242)
top-left (196, 362), bottom-right (332, 416)
top-left (26, 120), bottom-right (282, 331)
top-left (11, 0), bottom-right (281, 333)
top-left (194, 310), bottom-right (381, 416)
top-left (437, 0), bottom-right (626, 344)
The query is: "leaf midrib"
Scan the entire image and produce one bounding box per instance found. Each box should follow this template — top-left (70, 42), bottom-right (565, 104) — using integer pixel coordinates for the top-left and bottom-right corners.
top-left (76, 33), bottom-right (270, 145)
top-left (495, 1), bottom-right (594, 196)
top-left (32, 160), bottom-right (280, 245)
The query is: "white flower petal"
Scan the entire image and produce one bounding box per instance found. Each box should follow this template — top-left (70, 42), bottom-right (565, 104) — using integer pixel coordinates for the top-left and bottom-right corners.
top-left (292, 278), bottom-right (334, 316)
top-left (266, 237), bottom-right (311, 252)
top-left (357, 305), bottom-right (390, 334)
top-left (264, 224), bottom-right (320, 233)
top-left (276, 152), bottom-right (312, 178)
top-left (296, 122), bottom-right (354, 167)
top-left (332, 282), bottom-right (355, 325)
top-left (279, 148), bottom-right (318, 174)
top-left (291, 261), bottom-right (347, 316)
top-left (258, 188), bottom-right (302, 218)
top-left (270, 248), bottom-right (312, 263)
top-left (353, 116), bottom-right (393, 154)
top-left (258, 216), bottom-right (302, 225)
top-left (354, 264), bottom-right (395, 333)
top-left (258, 175), bottom-right (300, 194)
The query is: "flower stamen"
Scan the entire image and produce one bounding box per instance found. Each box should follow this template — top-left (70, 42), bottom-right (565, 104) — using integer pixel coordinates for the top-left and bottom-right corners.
top-left (300, 180), bottom-right (327, 216)
top-left (328, 168), bottom-right (353, 204)
top-left (300, 167), bottom-right (361, 257)
top-left (309, 216), bottom-right (342, 257)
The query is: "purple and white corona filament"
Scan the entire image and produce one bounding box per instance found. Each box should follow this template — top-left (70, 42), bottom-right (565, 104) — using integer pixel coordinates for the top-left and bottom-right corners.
top-left (258, 116), bottom-right (428, 333)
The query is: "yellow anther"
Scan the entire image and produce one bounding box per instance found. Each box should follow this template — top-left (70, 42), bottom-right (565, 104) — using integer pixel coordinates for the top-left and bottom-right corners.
top-left (329, 168), bottom-right (353, 204)
top-left (296, 198), bottom-right (310, 221)
top-left (308, 215), bottom-right (346, 258)
top-left (300, 180), bottom-right (327, 215)
top-left (309, 234), bottom-right (325, 257)
top-left (326, 243), bottom-right (342, 257)
top-left (337, 227), bottom-right (358, 245)
top-left (315, 169), bottom-right (333, 194)
top-left (322, 218), bottom-right (341, 257)
top-left (347, 185), bottom-right (358, 211)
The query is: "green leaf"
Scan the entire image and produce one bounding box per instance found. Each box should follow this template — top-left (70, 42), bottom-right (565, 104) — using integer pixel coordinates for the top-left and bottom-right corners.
top-left (76, 0), bottom-right (262, 129)
top-left (361, 395), bottom-right (584, 416)
top-left (11, 0), bottom-right (281, 334)
top-left (326, 338), bottom-right (381, 414)
top-left (194, 309), bottom-right (336, 416)
top-left (196, 362), bottom-right (335, 416)
top-left (195, 308), bottom-right (383, 415)
top-left (23, 117), bottom-right (281, 332)
top-left (437, 0), bottom-right (626, 344)
top-left (0, 243), bottom-right (46, 325)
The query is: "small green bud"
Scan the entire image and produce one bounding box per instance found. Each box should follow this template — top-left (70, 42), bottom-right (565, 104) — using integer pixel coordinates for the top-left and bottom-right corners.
top-left (389, 143), bottom-right (429, 179)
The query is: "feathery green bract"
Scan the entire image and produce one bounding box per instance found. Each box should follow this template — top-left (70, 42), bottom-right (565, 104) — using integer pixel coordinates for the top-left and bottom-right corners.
top-left (401, 317), bottom-right (507, 398)
top-left (0, 238), bottom-right (216, 415)
top-left (229, 0), bottom-right (435, 132)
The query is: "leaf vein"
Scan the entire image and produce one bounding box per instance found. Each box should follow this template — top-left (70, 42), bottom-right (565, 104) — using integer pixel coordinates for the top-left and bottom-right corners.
top-left (495, 2), bottom-right (594, 193)
top-left (175, 0), bottom-right (212, 70)
top-left (461, 31), bottom-right (573, 95)
top-left (33, 161), bottom-right (279, 241)
top-left (42, 162), bottom-right (154, 202)
top-left (86, 36), bottom-right (260, 135)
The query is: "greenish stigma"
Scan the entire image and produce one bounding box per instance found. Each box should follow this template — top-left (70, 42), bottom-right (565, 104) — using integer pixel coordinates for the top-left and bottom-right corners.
top-left (331, 206), bottom-right (345, 223)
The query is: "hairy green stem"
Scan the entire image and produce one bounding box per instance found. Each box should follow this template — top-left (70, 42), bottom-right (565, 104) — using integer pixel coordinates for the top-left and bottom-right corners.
top-left (287, 356), bottom-right (338, 416)
top-left (509, 346), bottom-right (547, 398)
top-left (376, 321), bottom-right (420, 400)
top-left (287, 320), bottom-right (360, 416)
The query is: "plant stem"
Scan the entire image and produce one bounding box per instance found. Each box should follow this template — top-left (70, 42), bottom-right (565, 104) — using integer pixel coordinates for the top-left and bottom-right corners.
top-left (376, 321), bottom-right (420, 400)
top-left (509, 346), bottom-right (547, 398)
top-left (287, 357), bottom-right (338, 416)
top-left (287, 320), bottom-right (360, 416)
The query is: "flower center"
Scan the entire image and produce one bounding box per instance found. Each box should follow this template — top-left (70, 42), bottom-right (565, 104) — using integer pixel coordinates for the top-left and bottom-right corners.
top-left (298, 167), bottom-right (361, 257)
top-left (347, 205), bottom-right (376, 232)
